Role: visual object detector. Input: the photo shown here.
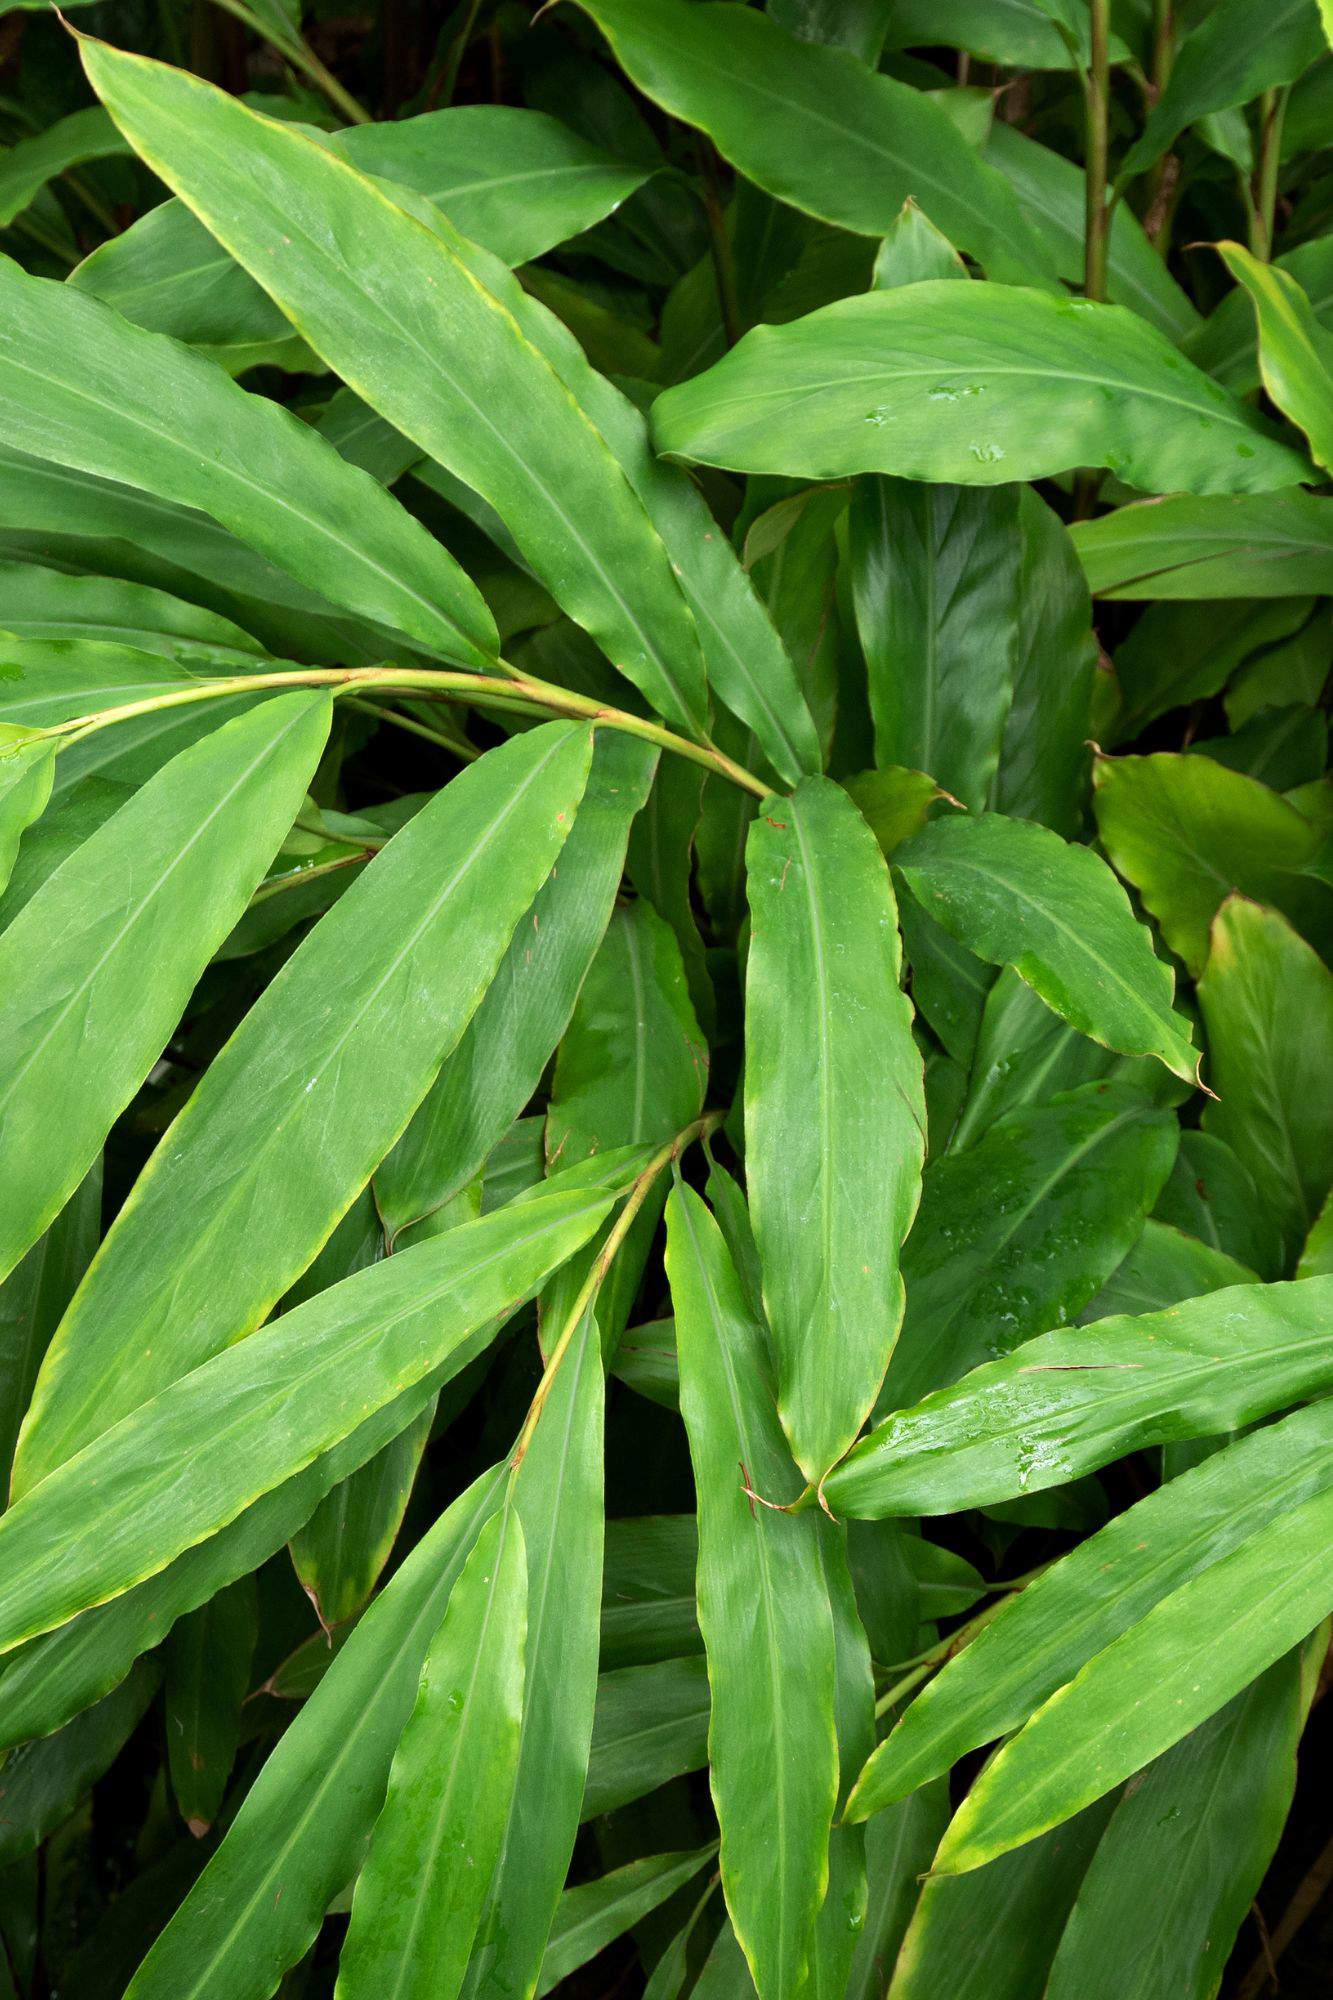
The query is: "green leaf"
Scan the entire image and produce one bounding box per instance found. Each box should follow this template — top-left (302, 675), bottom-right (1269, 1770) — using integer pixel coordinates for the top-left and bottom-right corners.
top-left (895, 811), bottom-right (1202, 1085)
top-left (1072, 491), bottom-right (1333, 599)
top-left (1299, 1191), bottom-right (1333, 1277)
top-left (1155, 1129), bottom-right (1284, 1280)
top-left (0, 259), bottom-right (496, 669)
top-left (124, 1465), bottom-right (509, 1998)
top-left (0, 560), bottom-right (267, 662)
top-left (548, 897), bottom-right (709, 1167)
top-left (0, 106), bottom-right (129, 229)
top-left (572, 0), bottom-right (1059, 285)
top-left (982, 124), bottom-right (1201, 344)
top-left (872, 200), bottom-right (968, 289)
top-left (0, 1183), bottom-right (612, 1657)
top-left (845, 1787), bottom-right (948, 2000)
top-left (582, 1656), bottom-right (710, 1819)
top-left (1198, 897), bottom-right (1333, 1268)
top-left (72, 106), bottom-right (648, 361)
top-left (745, 777), bottom-right (925, 1479)
top-left (992, 490), bottom-right (1098, 837)
top-left (934, 1480), bottom-right (1333, 1870)
top-left (1080, 1218), bottom-right (1255, 1318)
top-left (0, 1659), bottom-right (159, 1868)
top-left (665, 1183), bottom-right (839, 2000)
top-left (81, 42), bottom-right (709, 736)
top-left (841, 767), bottom-right (941, 858)
top-left (288, 1398), bottom-right (432, 1631)
top-left (0, 728), bottom-right (55, 896)
top-left (601, 1514), bottom-right (703, 1668)
top-left (458, 1301), bottom-right (607, 2000)
top-left (337, 1505), bottom-right (528, 2000)
top-left (1044, 1651), bottom-right (1308, 2000)
top-left (828, 1275), bottom-right (1333, 1520)
top-left (0, 1165), bottom-right (101, 1500)
top-left (376, 734), bottom-right (658, 1244)
top-left (650, 284), bottom-right (1310, 493)
top-left (536, 1848), bottom-right (717, 1997)
top-left (1185, 235), bottom-right (1333, 393)
top-left (13, 721), bottom-right (592, 1490)
top-left (848, 481), bottom-right (1020, 813)
top-left (1110, 598), bottom-right (1312, 733)
top-left (883, 0), bottom-right (1104, 69)
top-left (1218, 239), bottom-right (1333, 472)
top-left (1119, 0), bottom-right (1326, 183)
top-left (844, 1402), bottom-right (1333, 1818)
top-left (1092, 751), bottom-right (1330, 974)
top-left (875, 1086), bottom-right (1179, 1410)
top-left (0, 693), bottom-right (330, 1293)
top-left (888, 1800), bottom-right (1117, 2000)
top-left (163, 1576), bottom-right (256, 1834)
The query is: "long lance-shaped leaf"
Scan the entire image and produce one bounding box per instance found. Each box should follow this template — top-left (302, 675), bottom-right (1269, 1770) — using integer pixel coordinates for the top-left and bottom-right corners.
top-left (1218, 240), bottom-right (1333, 474)
top-left (0, 1166), bottom-right (101, 1501)
top-left (826, 1276), bottom-right (1333, 1519)
top-left (13, 721), bottom-right (592, 1492)
top-left (376, 734), bottom-right (658, 1243)
top-left (80, 40), bottom-right (709, 737)
top-left (934, 1480), bottom-right (1333, 1871)
top-left (0, 1148), bottom-right (649, 1754)
top-left (0, 258), bottom-right (496, 668)
top-left (581, 1657), bottom-right (711, 1819)
top-left (1118, 0), bottom-right (1326, 184)
top-left (843, 1401), bottom-right (1333, 1820)
top-left (1186, 237), bottom-right (1333, 393)
top-left (1071, 490), bottom-right (1333, 599)
top-left (125, 1463), bottom-right (509, 2000)
top-left (0, 692), bottom-right (330, 1292)
top-left (0, 730), bottom-right (54, 896)
top-left (536, 1848), bottom-right (717, 1998)
top-left (0, 105), bottom-right (129, 229)
top-left (72, 105), bottom-right (648, 359)
top-left (459, 1302), bottom-right (607, 2000)
top-left (745, 778), bottom-right (924, 1480)
top-left (894, 812), bottom-right (1202, 1086)
top-left (572, 0), bottom-right (1059, 287)
top-left (1043, 1649), bottom-right (1310, 2000)
top-left (0, 1185), bottom-right (612, 1657)
top-left (665, 1183), bottom-right (839, 2000)
top-left (336, 1505), bottom-right (528, 2000)
top-left (650, 283), bottom-right (1311, 494)
top-left (0, 561), bottom-right (267, 661)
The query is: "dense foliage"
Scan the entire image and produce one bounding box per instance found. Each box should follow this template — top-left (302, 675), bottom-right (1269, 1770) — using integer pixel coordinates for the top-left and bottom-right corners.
top-left (0, 0), bottom-right (1331, 1995)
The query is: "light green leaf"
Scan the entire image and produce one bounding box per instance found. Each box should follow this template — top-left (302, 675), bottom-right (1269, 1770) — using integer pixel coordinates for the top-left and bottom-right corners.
top-left (0, 728), bottom-right (55, 895)
top-left (1044, 1651), bottom-right (1308, 2000)
top-left (896, 811), bottom-right (1202, 1085)
top-left (0, 106), bottom-right (130, 229)
top-left (843, 1400), bottom-right (1333, 1819)
top-left (1299, 1191), bottom-right (1333, 1277)
top-left (377, 734), bottom-right (658, 1244)
top-left (888, 1800), bottom-right (1117, 2000)
top-left (1119, 0), bottom-right (1325, 183)
top-left (536, 1848), bottom-right (717, 1996)
top-left (0, 560), bottom-right (267, 662)
top-left (878, 1085), bottom-right (1179, 1411)
top-left (982, 124), bottom-right (1200, 344)
top-left (934, 1481), bottom-right (1333, 1870)
top-left (80, 40), bottom-right (709, 735)
top-left (651, 284), bottom-right (1308, 493)
top-left (883, 0), bottom-right (1104, 69)
top-left (1185, 235), bottom-right (1333, 392)
top-left (1218, 239), bottom-right (1333, 472)
top-left (0, 693), bottom-right (330, 1292)
top-left (665, 1183), bottom-right (839, 2000)
top-left (849, 482), bottom-right (1019, 814)
top-left (572, 0), bottom-right (1059, 285)
top-left (1080, 1218), bottom-right (1256, 1318)
top-left (124, 1465), bottom-right (509, 1998)
top-left (1092, 751), bottom-right (1330, 974)
top-left (0, 1184), bottom-right (612, 1657)
top-left (1072, 491), bottom-right (1333, 598)
top-left (872, 200), bottom-right (967, 289)
top-left (746, 777), bottom-right (925, 1479)
top-left (0, 257), bottom-right (496, 668)
top-left (459, 1300), bottom-right (607, 2000)
top-left (336, 1505), bottom-right (528, 2000)
top-left (827, 1276), bottom-right (1333, 1520)
top-left (950, 968), bottom-right (1149, 1152)
top-left (73, 105), bottom-right (648, 360)
top-left (1199, 897), bottom-right (1333, 1268)
top-left (13, 721), bottom-right (592, 1490)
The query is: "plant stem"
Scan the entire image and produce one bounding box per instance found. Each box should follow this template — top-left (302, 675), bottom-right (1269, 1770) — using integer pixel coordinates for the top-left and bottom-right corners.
top-left (432, 0), bottom-right (483, 111)
top-left (509, 1116), bottom-right (722, 1470)
top-left (209, 0), bottom-right (373, 124)
top-left (1250, 86), bottom-right (1291, 261)
top-left (45, 665), bottom-right (772, 800)
top-left (342, 693), bottom-right (479, 759)
top-left (1143, 0), bottom-right (1177, 252)
top-left (1084, 0), bottom-right (1111, 303)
